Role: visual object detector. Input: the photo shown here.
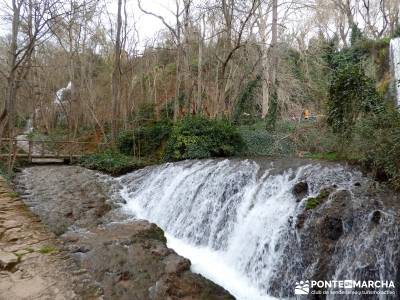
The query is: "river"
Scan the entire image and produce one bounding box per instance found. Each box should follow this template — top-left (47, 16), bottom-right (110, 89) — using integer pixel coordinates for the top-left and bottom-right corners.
top-left (14, 159), bottom-right (400, 299)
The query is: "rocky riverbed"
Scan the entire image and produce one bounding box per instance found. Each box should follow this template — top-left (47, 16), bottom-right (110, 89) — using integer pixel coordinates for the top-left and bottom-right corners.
top-left (0, 176), bottom-right (101, 300)
top-left (13, 166), bottom-right (234, 300)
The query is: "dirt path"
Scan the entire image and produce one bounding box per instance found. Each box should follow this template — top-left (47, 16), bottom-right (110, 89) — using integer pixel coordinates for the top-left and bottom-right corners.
top-left (0, 176), bottom-right (101, 300)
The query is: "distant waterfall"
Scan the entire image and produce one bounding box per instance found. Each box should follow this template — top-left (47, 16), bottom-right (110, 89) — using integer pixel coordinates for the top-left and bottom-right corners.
top-left (116, 159), bottom-right (399, 299)
top-left (390, 37), bottom-right (400, 107)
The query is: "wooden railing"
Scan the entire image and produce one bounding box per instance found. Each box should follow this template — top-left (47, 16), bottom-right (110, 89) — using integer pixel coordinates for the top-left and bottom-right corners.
top-left (0, 138), bottom-right (106, 163)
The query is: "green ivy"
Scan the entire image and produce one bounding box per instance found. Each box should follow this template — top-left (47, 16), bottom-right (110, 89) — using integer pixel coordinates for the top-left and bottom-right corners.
top-left (327, 64), bottom-right (382, 138)
top-left (117, 121), bottom-right (172, 158)
top-left (232, 76), bottom-right (261, 125)
top-left (164, 115), bottom-right (245, 161)
top-left (79, 150), bottom-right (146, 175)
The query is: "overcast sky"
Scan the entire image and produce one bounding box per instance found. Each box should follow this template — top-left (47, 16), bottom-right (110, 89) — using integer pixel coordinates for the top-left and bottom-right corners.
top-left (107, 0), bottom-right (177, 47)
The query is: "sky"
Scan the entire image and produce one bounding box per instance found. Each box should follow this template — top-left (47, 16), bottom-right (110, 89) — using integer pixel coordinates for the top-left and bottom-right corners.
top-left (0, 0), bottom-right (175, 48)
top-left (107, 0), bottom-right (177, 48)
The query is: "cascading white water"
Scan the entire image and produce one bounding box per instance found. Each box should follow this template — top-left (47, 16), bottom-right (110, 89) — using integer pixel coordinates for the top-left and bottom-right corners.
top-left (390, 37), bottom-right (400, 107)
top-left (118, 159), bottom-right (365, 299)
top-left (54, 81), bottom-right (72, 105)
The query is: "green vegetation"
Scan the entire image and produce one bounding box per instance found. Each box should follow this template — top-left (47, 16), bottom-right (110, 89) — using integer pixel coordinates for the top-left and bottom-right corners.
top-left (14, 32), bottom-right (399, 194)
top-left (117, 121), bottom-right (171, 158)
top-left (305, 190), bottom-right (330, 209)
top-left (232, 76), bottom-right (261, 125)
top-left (302, 152), bottom-right (339, 161)
top-left (38, 245), bottom-right (59, 254)
top-left (79, 150), bottom-right (147, 175)
top-left (164, 115), bottom-right (245, 161)
top-left (327, 64), bottom-right (382, 138)
top-left (239, 120), bottom-right (295, 156)
top-left (350, 107), bottom-right (400, 189)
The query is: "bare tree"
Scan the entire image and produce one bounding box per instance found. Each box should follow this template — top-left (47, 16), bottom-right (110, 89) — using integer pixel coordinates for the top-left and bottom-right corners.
top-left (111, 0), bottom-right (123, 143)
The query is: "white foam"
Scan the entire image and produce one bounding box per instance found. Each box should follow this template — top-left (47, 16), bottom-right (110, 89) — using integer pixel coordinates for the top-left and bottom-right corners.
top-left (166, 234), bottom-right (276, 300)
top-left (390, 37), bottom-right (400, 107)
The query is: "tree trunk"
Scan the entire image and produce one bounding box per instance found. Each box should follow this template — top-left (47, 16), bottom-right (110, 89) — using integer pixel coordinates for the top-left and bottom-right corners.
top-left (266, 0), bottom-right (278, 130)
top-left (111, 0), bottom-right (123, 143)
top-left (197, 17), bottom-right (204, 114)
top-left (258, 1), bottom-right (269, 118)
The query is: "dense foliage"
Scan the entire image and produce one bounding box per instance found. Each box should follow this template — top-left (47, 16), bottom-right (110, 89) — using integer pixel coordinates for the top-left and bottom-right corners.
top-left (232, 76), bottom-right (261, 125)
top-left (351, 108), bottom-right (400, 189)
top-left (164, 116), bottom-right (245, 161)
top-left (79, 150), bottom-right (146, 175)
top-left (327, 64), bottom-right (382, 137)
top-left (117, 121), bottom-right (172, 158)
top-left (240, 121), bottom-right (295, 156)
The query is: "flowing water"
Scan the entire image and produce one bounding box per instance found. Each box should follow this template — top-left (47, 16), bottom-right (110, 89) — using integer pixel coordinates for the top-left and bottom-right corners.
top-left (116, 159), bottom-right (400, 299)
top-left (15, 159), bottom-right (400, 299)
top-left (390, 37), bottom-right (400, 107)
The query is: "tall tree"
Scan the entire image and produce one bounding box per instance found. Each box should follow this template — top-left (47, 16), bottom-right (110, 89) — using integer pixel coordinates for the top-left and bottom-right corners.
top-left (111, 0), bottom-right (123, 143)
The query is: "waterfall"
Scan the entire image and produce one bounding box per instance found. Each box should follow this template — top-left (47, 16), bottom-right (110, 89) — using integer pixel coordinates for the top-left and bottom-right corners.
top-left (390, 37), bottom-right (400, 107)
top-left (54, 81), bottom-right (72, 105)
top-left (115, 159), bottom-right (400, 299)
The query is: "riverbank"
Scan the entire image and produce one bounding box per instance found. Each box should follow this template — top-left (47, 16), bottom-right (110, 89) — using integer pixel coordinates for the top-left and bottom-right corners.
top-left (0, 176), bottom-right (101, 299)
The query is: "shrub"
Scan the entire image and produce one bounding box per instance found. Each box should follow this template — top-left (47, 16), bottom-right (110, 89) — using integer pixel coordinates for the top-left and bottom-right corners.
top-left (351, 107), bottom-right (400, 189)
top-left (327, 64), bottom-right (382, 138)
top-left (290, 121), bottom-right (338, 154)
top-left (164, 116), bottom-right (245, 161)
top-left (117, 121), bottom-right (171, 158)
top-left (239, 120), bottom-right (296, 156)
top-left (79, 150), bottom-right (146, 175)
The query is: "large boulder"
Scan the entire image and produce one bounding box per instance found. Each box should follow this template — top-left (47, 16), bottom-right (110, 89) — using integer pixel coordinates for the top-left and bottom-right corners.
top-left (292, 181), bottom-right (308, 202)
top-left (0, 251), bottom-right (18, 269)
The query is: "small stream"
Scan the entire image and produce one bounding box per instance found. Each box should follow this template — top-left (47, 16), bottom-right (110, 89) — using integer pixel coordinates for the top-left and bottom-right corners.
top-left (14, 159), bottom-right (400, 299)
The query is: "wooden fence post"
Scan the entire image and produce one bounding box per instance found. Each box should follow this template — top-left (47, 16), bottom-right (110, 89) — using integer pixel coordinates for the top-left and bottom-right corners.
top-left (28, 140), bottom-right (32, 163)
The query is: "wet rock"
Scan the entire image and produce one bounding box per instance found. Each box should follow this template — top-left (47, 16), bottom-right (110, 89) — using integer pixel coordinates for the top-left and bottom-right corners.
top-left (0, 251), bottom-right (18, 269)
top-left (370, 210), bottom-right (381, 224)
top-left (63, 221), bottom-right (234, 300)
top-left (292, 182), bottom-right (308, 202)
top-left (164, 255), bottom-right (190, 275)
top-left (322, 217), bottom-right (343, 240)
top-left (295, 212), bottom-right (308, 229)
top-left (14, 166), bottom-right (116, 235)
top-left (304, 187), bottom-right (332, 210)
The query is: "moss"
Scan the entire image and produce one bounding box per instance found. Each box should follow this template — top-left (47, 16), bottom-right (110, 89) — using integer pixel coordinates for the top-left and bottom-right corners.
top-left (135, 225), bottom-right (167, 243)
top-left (8, 192), bottom-right (18, 198)
top-left (376, 72), bottom-right (391, 96)
top-left (305, 190), bottom-right (330, 210)
top-left (38, 245), bottom-right (59, 254)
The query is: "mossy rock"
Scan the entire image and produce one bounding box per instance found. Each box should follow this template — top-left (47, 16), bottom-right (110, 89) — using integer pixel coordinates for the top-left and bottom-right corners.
top-left (38, 245), bottom-right (59, 254)
top-left (305, 189), bottom-right (331, 210)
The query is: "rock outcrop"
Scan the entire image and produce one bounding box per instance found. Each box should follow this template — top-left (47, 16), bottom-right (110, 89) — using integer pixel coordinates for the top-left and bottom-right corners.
top-left (14, 166), bottom-right (234, 299)
top-left (292, 181), bottom-right (308, 202)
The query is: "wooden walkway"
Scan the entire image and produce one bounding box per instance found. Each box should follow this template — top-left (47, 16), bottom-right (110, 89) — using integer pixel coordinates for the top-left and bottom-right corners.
top-left (1, 138), bottom-right (105, 164)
